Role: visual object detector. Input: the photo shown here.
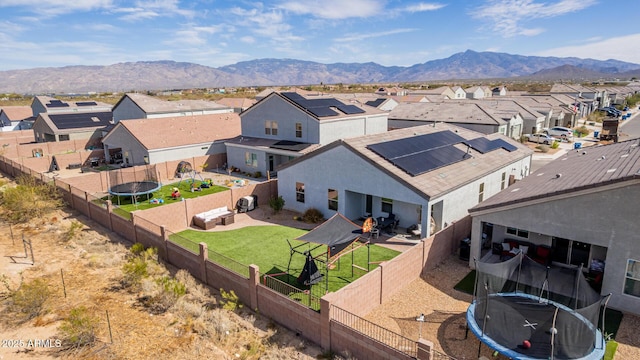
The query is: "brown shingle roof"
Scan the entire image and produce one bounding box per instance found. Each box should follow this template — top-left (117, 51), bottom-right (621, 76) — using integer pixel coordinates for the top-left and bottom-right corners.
top-left (1, 106), bottom-right (32, 120)
top-left (118, 113), bottom-right (240, 150)
top-left (471, 139), bottom-right (640, 213)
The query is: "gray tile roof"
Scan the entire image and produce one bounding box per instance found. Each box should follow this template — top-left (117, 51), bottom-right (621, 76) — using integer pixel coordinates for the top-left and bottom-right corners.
top-left (123, 93), bottom-right (230, 114)
top-left (388, 102), bottom-right (507, 125)
top-left (282, 123), bottom-right (532, 199)
top-left (471, 139), bottom-right (640, 213)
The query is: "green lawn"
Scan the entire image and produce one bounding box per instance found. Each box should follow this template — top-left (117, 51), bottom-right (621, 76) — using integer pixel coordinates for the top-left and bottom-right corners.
top-left (170, 225), bottom-right (400, 294)
top-left (107, 181), bottom-right (228, 212)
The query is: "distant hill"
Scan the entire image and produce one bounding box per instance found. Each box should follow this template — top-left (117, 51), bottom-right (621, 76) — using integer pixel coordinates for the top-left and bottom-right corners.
top-left (1, 50), bottom-right (639, 94)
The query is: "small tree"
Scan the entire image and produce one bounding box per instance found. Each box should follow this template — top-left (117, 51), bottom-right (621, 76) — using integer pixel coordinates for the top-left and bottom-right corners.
top-left (59, 307), bottom-right (98, 348)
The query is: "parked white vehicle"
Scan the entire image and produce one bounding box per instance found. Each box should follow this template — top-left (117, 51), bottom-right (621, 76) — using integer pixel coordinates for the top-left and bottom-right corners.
top-left (524, 133), bottom-right (555, 145)
top-left (543, 126), bottom-right (573, 139)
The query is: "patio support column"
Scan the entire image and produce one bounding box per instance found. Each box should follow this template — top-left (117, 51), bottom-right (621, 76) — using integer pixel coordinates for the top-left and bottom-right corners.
top-left (469, 217), bottom-right (484, 269)
top-left (421, 203), bottom-right (430, 239)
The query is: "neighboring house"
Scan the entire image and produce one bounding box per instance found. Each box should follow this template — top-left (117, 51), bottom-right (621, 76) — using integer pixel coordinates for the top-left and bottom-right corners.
top-left (492, 86), bottom-right (507, 96)
top-left (388, 102), bottom-right (523, 138)
top-left (278, 123), bottom-right (531, 238)
top-left (465, 86), bottom-right (486, 99)
top-left (112, 93), bottom-right (232, 123)
top-left (451, 86), bottom-right (467, 99)
top-left (549, 83), bottom-right (603, 116)
top-left (225, 91), bottom-right (387, 176)
top-left (409, 86), bottom-right (456, 99)
top-left (0, 106), bottom-right (34, 131)
top-left (364, 97), bottom-right (399, 111)
top-left (32, 111), bottom-right (112, 144)
top-left (472, 99), bottom-right (546, 135)
top-left (375, 86), bottom-right (408, 96)
top-left (215, 97), bottom-right (257, 113)
top-left (30, 96), bottom-right (112, 117)
top-left (101, 113), bottom-right (240, 166)
top-left (467, 139), bottom-right (640, 315)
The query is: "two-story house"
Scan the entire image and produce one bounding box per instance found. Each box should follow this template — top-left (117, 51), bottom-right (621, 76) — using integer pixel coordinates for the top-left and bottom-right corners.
top-left (225, 91), bottom-right (387, 176)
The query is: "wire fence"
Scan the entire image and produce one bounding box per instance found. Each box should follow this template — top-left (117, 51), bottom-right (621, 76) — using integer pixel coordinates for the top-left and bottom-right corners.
top-left (331, 305), bottom-right (417, 358)
top-left (261, 274), bottom-right (321, 311)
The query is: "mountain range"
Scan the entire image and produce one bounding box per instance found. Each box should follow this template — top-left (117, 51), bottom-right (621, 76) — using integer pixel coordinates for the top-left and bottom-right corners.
top-left (1, 50), bottom-right (639, 94)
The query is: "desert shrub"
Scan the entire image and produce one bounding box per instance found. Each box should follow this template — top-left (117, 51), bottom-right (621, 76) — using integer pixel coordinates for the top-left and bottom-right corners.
top-left (59, 306), bottom-right (98, 348)
top-left (130, 242), bottom-right (145, 255)
top-left (0, 175), bottom-right (62, 224)
top-left (302, 208), bottom-right (324, 223)
top-left (63, 220), bottom-right (84, 242)
top-left (139, 276), bottom-right (186, 313)
top-left (253, 171), bottom-right (262, 178)
top-left (157, 276), bottom-right (186, 298)
top-left (535, 145), bottom-right (550, 153)
top-left (577, 125), bottom-right (590, 137)
top-left (220, 288), bottom-right (243, 311)
top-left (268, 196), bottom-right (285, 213)
top-left (550, 140), bottom-right (560, 149)
top-left (121, 246), bottom-right (158, 287)
top-left (11, 278), bottom-right (50, 319)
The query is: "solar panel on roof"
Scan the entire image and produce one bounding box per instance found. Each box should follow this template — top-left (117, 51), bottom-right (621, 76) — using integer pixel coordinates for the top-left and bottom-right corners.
top-left (367, 130), bottom-right (470, 176)
top-left (308, 107), bottom-right (339, 117)
top-left (336, 104), bottom-right (365, 114)
top-left (76, 101), bottom-right (97, 106)
top-left (391, 146), bottom-right (471, 176)
top-left (368, 131), bottom-right (466, 160)
top-left (463, 137), bottom-right (518, 153)
top-left (48, 112), bottom-right (112, 130)
top-left (46, 102), bottom-right (69, 108)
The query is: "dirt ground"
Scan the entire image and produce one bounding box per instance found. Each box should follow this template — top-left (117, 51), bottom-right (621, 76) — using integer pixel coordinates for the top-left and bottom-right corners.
top-left (365, 255), bottom-right (640, 360)
top-left (0, 206), bottom-right (324, 360)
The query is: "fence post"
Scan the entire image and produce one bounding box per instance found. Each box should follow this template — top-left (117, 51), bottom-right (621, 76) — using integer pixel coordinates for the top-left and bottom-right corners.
top-left (199, 242), bottom-right (208, 283)
top-left (106, 200), bottom-right (113, 231)
top-left (160, 226), bottom-right (169, 261)
top-left (85, 192), bottom-right (92, 219)
top-left (417, 339), bottom-right (434, 360)
top-left (248, 265), bottom-right (259, 311)
top-left (320, 298), bottom-right (331, 351)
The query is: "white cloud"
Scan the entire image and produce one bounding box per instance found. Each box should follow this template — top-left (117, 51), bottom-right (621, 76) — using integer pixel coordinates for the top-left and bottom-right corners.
top-left (335, 28), bottom-right (417, 43)
top-left (113, 0), bottom-right (195, 21)
top-left (0, 0), bottom-right (113, 16)
top-left (472, 0), bottom-right (597, 37)
top-left (228, 5), bottom-right (304, 45)
top-left (165, 25), bottom-right (223, 46)
top-left (536, 33), bottom-right (640, 64)
top-left (277, 0), bottom-right (383, 19)
top-left (240, 36), bottom-right (255, 44)
top-left (400, 2), bottom-right (446, 13)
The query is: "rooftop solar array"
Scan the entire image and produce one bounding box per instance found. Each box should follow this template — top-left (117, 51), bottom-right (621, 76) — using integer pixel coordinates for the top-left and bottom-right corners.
top-left (365, 98), bottom-right (385, 108)
top-left (48, 111), bottom-right (112, 130)
top-left (76, 101), bottom-right (98, 106)
top-left (45, 99), bottom-right (69, 108)
top-left (463, 137), bottom-right (518, 153)
top-left (368, 130), bottom-right (472, 176)
top-left (270, 140), bottom-right (313, 152)
top-left (281, 92), bottom-right (365, 118)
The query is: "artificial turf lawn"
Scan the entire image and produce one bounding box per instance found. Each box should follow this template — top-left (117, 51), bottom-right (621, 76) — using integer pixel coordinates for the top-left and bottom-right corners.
top-left (171, 225), bottom-right (400, 293)
top-left (106, 181), bottom-right (229, 212)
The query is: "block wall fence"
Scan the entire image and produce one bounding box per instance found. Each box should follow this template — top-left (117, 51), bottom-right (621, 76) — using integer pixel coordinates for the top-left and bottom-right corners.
top-left (0, 154), bottom-right (469, 360)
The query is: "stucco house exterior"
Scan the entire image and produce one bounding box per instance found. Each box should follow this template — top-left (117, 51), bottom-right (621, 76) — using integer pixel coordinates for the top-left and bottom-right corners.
top-left (467, 139), bottom-right (640, 315)
top-left (30, 96), bottom-right (112, 118)
top-left (388, 102), bottom-right (524, 138)
top-left (451, 86), bottom-right (467, 99)
top-left (112, 93), bottom-right (233, 123)
top-left (277, 123), bottom-right (532, 238)
top-left (101, 113), bottom-right (240, 166)
top-left (465, 86), bottom-right (486, 99)
top-left (0, 106), bottom-right (34, 131)
top-left (32, 111), bottom-right (112, 145)
top-left (225, 91), bottom-right (388, 176)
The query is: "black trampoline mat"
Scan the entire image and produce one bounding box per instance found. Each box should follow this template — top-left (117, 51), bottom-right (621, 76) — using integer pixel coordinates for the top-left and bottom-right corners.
top-left (109, 181), bottom-right (161, 195)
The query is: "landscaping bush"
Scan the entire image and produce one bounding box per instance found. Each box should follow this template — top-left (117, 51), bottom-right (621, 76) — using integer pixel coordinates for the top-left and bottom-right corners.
top-left (268, 196), bottom-right (285, 213)
top-left (0, 175), bottom-right (62, 224)
top-left (551, 140), bottom-right (560, 149)
top-left (535, 144), bottom-right (550, 153)
top-left (576, 125), bottom-right (590, 137)
top-left (253, 171), bottom-right (262, 178)
top-left (302, 208), bottom-right (324, 223)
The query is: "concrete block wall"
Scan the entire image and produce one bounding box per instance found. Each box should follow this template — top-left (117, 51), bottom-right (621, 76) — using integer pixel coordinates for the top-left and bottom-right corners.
top-left (330, 322), bottom-right (413, 360)
top-left (205, 261), bottom-right (251, 304)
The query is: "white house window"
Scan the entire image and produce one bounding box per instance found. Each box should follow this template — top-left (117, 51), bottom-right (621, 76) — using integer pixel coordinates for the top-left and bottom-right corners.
top-left (295, 122), bottom-right (302, 138)
top-left (328, 189), bottom-right (338, 211)
top-left (625, 259), bottom-right (640, 297)
top-left (381, 197), bottom-right (393, 214)
top-left (265, 120), bottom-right (278, 135)
top-left (478, 182), bottom-right (485, 202)
top-left (506, 227), bottom-right (529, 239)
top-left (245, 152), bottom-right (258, 168)
top-left (501, 172), bottom-right (506, 190)
top-left (59, 134), bottom-right (70, 141)
top-left (296, 182), bottom-right (305, 203)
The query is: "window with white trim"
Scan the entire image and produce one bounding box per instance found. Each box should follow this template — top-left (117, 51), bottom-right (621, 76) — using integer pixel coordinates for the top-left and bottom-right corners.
top-left (245, 152), bottom-right (258, 167)
top-left (478, 182), bottom-right (485, 202)
top-left (295, 122), bottom-right (302, 138)
top-left (296, 182), bottom-right (305, 203)
top-left (506, 227), bottom-right (529, 239)
top-left (625, 259), bottom-right (640, 297)
top-left (265, 120), bottom-right (278, 135)
top-left (328, 189), bottom-right (338, 211)
top-left (381, 197), bottom-right (393, 214)
top-left (501, 172), bottom-right (506, 190)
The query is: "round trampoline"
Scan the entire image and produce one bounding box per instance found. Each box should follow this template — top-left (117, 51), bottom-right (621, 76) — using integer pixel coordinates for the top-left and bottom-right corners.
top-left (467, 293), bottom-right (604, 360)
top-left (108, 181), bottom-right (161, 197)
top-left (468, 253), bottom-right (608, 360)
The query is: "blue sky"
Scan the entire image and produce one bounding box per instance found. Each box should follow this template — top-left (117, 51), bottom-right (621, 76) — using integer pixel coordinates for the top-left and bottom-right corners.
top-left (1, 0), bottom-right (639, 70)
